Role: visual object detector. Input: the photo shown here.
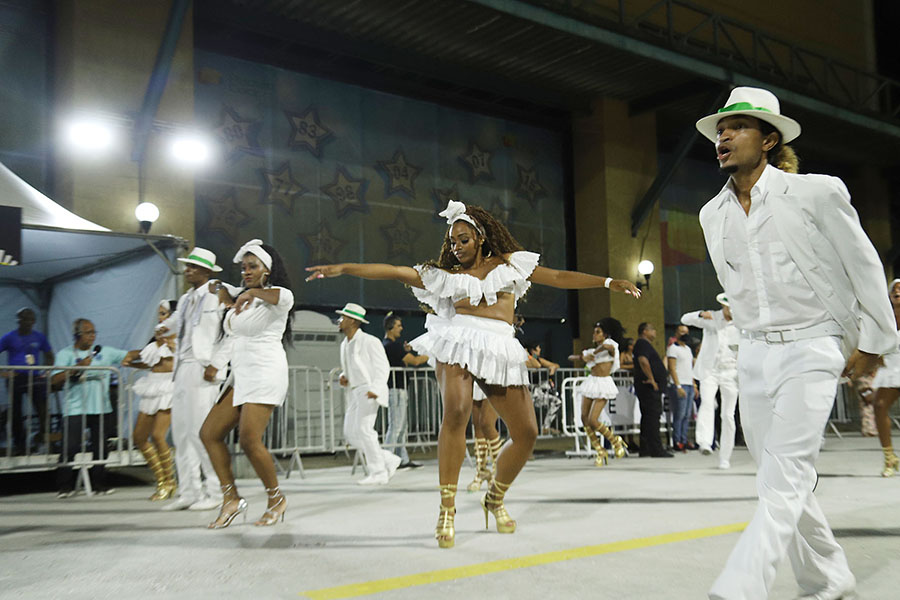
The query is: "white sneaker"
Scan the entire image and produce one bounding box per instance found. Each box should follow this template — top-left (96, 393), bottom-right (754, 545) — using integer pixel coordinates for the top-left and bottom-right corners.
top-left (161, 496), bottom-right (197, 511)
top-left (188, 496), bottom-right (222, 511)
top-left (358, 472), bottom-right (389, 486)
top-left (717, 461), bottom-right (731, 470)
top-left (700, 446), bottom-right (713, 455)
top-left (796, 575), bottom-right (857, 599)
top-left (385, 453), bottom-right (402, 479)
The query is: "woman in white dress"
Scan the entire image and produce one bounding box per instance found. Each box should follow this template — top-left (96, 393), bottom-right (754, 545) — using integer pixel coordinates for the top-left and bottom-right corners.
top-left (568, 318), bottom-right (628, 466)
top-left (872, 279), bottom-right (900, 477)
top-left (306, 200), bottom-right (640, 548)
top-left (125, 300), bottom-right (177, 500)
top-left (200, 240), bottom-right (294, 528)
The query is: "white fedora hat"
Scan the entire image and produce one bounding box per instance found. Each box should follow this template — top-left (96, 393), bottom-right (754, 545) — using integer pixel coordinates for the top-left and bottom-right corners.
top-left (716, 292), bottom-right (730, 306)
top-left (336, 302), bottom-right (369, 324)
top-left (696, 87), bottom-right (801, 144)
top-left (177, 247), bottom-right (222, 272)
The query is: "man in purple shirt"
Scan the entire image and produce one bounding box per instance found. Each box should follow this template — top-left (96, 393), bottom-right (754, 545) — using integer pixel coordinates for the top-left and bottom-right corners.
top-left (1, 308), bottom-right (54, 454)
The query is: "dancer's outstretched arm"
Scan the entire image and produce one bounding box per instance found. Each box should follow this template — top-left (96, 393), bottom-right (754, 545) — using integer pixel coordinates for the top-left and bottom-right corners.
top-left (528, 264), bottom-right (641, 298)
top-left (305, 263), bottom-right (424, 288)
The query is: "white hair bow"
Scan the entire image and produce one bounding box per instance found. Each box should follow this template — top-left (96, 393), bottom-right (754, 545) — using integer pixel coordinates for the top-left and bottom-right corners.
top-left (233, 239), bottom-right (272, 270)
top-left (438, 200), bottom-right (483, 236)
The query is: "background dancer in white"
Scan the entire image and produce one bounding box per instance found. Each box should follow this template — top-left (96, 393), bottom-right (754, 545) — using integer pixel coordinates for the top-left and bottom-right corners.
top-left (158, 248), bottom-right (233, 512)
top-left (696, 86), bottom-right (896, 600)
top-left (682, 293), bottom-right (739, 468)
top-left (871, 279), bottom-right (900, 477)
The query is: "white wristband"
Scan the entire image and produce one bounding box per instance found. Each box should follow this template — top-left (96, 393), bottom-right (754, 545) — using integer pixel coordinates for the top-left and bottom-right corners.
top-left (603, 277), bottom-right (612, 288)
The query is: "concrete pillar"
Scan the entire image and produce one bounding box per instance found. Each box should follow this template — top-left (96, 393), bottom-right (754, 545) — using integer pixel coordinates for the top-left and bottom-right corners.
top-left (572, 98), bottom-right (664, 354)
top-left (52, 0), bottom-right (195, 242)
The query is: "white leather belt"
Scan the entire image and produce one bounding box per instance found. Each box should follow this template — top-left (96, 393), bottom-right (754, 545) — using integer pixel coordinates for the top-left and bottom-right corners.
top-left (741, 321), bottom-right (843, 344)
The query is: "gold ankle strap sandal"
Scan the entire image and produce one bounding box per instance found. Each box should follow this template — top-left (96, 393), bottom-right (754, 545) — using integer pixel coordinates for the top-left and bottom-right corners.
top-left (467, 439), bottom-right (491, 492)
top-left (482, 480), bottom-right (516, 534)
top-left (436, 484), bottom-right (457, 548)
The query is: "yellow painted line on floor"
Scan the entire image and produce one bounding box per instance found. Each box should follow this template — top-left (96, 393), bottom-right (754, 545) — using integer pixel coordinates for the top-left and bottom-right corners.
top-left (300, 521), bottom-right (747, 599)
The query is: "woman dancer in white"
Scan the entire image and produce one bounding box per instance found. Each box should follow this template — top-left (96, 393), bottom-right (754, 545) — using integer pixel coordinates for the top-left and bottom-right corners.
top-left (468, 384), bottom-right (503, 492)
top-left (307, 200), bottom-right (640, 548)
top-left (569, 318), bottom-right (627, 465)
top-left (126, 300), bottom-right (178, 500)
top-left (200, 240), bottom-right (294, 528)
top-left (872, 279), bottom-right (900, 476)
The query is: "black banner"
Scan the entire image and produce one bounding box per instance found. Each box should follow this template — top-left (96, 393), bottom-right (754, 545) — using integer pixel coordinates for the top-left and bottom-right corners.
top-left (0, 205), bottom-right (22, 265)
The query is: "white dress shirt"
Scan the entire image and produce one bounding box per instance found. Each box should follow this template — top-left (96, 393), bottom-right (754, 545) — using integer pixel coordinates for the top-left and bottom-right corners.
top-left (720, 165), bottom-right (834, 332)
top-left (340, 329), bottom-right (390, 407)
top-left (666, 342), bottom-right (694, 385)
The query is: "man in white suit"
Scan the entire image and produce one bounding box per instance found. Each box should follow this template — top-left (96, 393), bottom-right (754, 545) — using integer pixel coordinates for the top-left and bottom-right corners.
top-left (337, 302), bottom-right (401, 485)
top-left (681, 292), bottom-right (739, 467)
top-left (157, 248), bottom-right (233, 511)
top-left (696, 87), bottom-right (895, 600)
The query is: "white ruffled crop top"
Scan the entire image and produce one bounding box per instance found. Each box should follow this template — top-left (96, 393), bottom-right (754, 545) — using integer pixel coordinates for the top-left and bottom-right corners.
top-left (582, 340), bottom-right (620, 372)
top-left (412, 251), bottom-right (540, 319)
top-left (139, 339), bottom-right (174, 367)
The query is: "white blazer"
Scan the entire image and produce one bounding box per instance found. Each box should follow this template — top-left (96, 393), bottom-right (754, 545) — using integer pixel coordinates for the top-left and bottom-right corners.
top-left (681, 310), bottom-right (736, 380)
top-left (699, 166), bottom-right (896, 357)
top-left (340, 329), bottom-right (390, 407)
top-left (159, 281), bottom-right (233, 378)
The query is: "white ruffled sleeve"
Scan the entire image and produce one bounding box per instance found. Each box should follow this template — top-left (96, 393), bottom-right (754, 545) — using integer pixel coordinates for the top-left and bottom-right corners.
top-left (138, 340), bottom-right (172, 367)
top-left (412, 265), bottom-right (457, 318)
top-left (507, 251), bottom-right (540, 301)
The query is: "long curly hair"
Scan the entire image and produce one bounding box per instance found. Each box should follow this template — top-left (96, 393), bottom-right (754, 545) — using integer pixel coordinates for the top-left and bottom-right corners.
top-left (595, 317), bottom-right (626, 349)
top-left (759, 120), bottom-right (800, 174)
top-left (427, 204), bottom-right (524, 270)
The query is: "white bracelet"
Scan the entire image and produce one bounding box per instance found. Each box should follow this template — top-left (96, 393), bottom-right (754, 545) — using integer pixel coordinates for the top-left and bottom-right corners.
top-left (604, 277), bottom-right (612, 288)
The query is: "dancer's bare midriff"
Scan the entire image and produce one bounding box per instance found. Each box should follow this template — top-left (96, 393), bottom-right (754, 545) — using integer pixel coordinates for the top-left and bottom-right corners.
top-left (589, 361), bottom-right (613, 378)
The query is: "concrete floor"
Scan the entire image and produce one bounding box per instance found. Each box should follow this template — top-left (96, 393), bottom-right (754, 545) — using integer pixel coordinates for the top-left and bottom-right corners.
top-left (1, 435), bottom-right (898, 600)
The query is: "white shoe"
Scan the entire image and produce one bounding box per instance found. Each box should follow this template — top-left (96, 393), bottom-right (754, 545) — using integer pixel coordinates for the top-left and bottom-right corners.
top-left (358, 472), bottom-right (389, 486)
top-left (717, 461), bottom-right (731, 470)
top-left (161, 496), bottom-right (197, 511)
top-left (188, 496), bottom-right (222, 511)
top-left (385, 454), bottom-right (402, 479)
top-left (796, 583), bottom-right (857, 599)
top-left (700, 446), bottom-right (713, 455)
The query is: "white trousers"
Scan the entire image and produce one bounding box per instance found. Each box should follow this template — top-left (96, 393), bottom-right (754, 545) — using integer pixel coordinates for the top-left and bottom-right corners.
top-left (343, 387), bottom-right (392, 476)
top-left (697, 369), bottom-right (739, 460)
top-left (708, 336), bottom-right (852, 600)
top-left (171, 362), bottom-right (221, 502)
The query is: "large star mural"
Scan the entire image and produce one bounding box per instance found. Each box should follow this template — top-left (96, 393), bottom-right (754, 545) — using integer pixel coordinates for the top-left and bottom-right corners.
top-left (459, 142), bottom-right (493, 182)
top-left (285, 106), bottom-right (334, 158)
top-left (376, 148), bottom-right (421, 200)
top-left (213, 105), bottom-right (263, 161)
top-left (515, 164), bottom-right (547, 208)
top-left (299, 221), bottom-right (347, 266)
top-left (379, 210), bottom-right (420, 259)
top-left (321, 166), bottom-right (369, 218)
top-left (200, 188), bottom-right (252, 244)
top-left (258, 162), bottom-right (306, 216)
top-left (431, 184), bottom-right (461, 221)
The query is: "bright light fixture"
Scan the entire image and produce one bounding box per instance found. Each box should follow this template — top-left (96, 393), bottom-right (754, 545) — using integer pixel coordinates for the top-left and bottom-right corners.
top-left (638, 260), bottom-right (655, 276)
top-left (135, 202), bottom-right (160, 223)
top-left (170, 134), bottom-right (213, 166)
top-left (65, 118), bottom-right (115, 153)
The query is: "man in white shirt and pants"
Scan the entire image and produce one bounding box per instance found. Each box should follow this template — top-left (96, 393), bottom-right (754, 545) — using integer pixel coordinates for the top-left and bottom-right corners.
top-left (158, 248), bottom-right (233, 511)
top-left (682, 293), bottom-right (740, 467)
top-left (337, 302), bottom-right (402, 485)
top-left (696, 87), bottom-right (895, 600)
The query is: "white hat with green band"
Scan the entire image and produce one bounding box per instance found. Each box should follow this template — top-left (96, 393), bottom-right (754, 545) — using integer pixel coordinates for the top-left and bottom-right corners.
top-left (177, 247), bottom-right (223, 272)
top-left (336, 302), bottom-right (369, 324)
top-left (695, 86), bottom-right (801, 144)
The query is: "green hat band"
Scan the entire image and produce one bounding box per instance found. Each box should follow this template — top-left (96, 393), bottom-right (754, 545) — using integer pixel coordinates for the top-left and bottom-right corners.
top-left (186, 254), bottom-right (215, 268)
top-left (717, 102), bottom-right (773, 115)
top-left (342, 309), bottom-right (366, 320)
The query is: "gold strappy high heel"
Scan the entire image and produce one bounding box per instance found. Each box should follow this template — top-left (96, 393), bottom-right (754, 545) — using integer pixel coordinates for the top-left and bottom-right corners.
top-left (482, 480), bottom-right (516, 534)
top-left (467, 439), bottom-right (491, 492)
top-left (488, 436), bottom-right (502, 478)
top-left (584, 427), bottom-right (606, 467)
top-left (208, 484), bottom-right (247, 529)
top-left (154, 447), bottom-right (177, 501)
top-left (255, 486), bottom-right (287, 526)
top-left (436, 484), bottom-right (457, 548)
top-left (596, 423), bottom-right (628, 459)
top-left (140, 445), bottom-right (166, 501)
top-left (882, 448), bottom-right (899, 477)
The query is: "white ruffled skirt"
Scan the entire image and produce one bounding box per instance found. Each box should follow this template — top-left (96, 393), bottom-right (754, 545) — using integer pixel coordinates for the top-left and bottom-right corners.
top-left (575, 375), bottom-right (618, 400)
top-left (873, 352), bottom-right (900, 390)
top-left (411, 314), bottom-right (529, 387)
top-left (133, 371), bottom-right (174, 414)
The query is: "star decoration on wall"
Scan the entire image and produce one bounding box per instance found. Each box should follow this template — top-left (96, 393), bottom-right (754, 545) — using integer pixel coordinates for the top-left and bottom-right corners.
top-left (376, 148), bottom-right (422, 200)
top-left (431, 184), bottom-right (461, 221)
top-left (200, 188), bottom-right (252, 244)
top-left (285, 106), bottom-right (334, 158)
top-left (459, 142), bottom-right (493, 182)
top-left (299, 221), bottom-right (347, 266)
top-left (515, 164), bottom-right (547, 208)
top-left (321, 165), bottom-right (369, 218)
top-left (379, 210), bottom-right (421, 259)
top-left (258, 162), bottom-right (306, 216)
top-left (488, 196), bottom-right (515, 224)
top-left (213, 105), bottom-right (263, 161)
